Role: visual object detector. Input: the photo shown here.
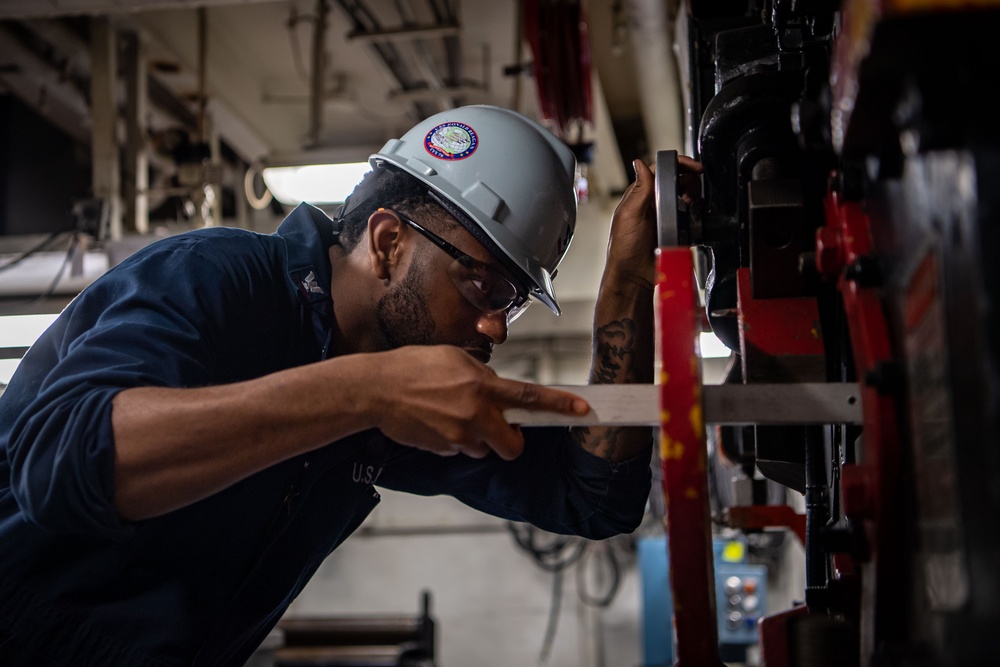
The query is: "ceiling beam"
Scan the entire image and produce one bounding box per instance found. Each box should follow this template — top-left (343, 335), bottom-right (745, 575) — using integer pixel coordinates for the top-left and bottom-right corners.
top-left (348, 23), bottom-right (460, 44)
top-left (0, 1), bottom-right (278, 20)
top-left (120, 12), bottom-right (274, 162)
top-left (0, 23), bottom-right (91, 143)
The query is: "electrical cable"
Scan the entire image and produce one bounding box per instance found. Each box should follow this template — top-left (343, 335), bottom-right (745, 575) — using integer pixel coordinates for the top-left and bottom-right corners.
top-left (0, 231), bottom-right (82, 316)
top-left (575, 542), bottom-right (621, 608)
top-left (34, 232), bottom-right (79, 303)
top-left (507, 522), bottom-right (585, 572)
top-left (507, 522), bottom-right (627, 662)
top-left (0, 230), bottom-right (64, 274)
top-left (507, 522), bottom-right (581, 663)
top-left (538, 568), bottom-right (562, 664)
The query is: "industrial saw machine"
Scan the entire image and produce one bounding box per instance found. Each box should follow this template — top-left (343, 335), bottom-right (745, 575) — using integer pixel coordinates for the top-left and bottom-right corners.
top-left (658, 0), bottom-right (1000, 664)
top-left (513, 1), bottom-right (1000, 664)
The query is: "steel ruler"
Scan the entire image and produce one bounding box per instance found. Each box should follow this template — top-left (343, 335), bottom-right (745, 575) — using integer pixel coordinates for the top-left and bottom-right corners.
top-left (504, 382), bottom-right (862, 426)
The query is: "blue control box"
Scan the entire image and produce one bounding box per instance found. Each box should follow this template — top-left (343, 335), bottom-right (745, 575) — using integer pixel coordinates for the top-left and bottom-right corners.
top-left (637, 536), bottom-right (767, 666)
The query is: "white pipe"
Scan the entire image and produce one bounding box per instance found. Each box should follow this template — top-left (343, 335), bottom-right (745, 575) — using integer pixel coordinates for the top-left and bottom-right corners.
top-left (629, 0), bottom-right (684, 156)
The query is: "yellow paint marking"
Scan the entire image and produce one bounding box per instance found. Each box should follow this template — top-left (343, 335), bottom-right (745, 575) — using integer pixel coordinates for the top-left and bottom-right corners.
top-left (659, 432), bottom-right (672, 461)
top-left (689, 404), bottom-right (704, 436)
top-left (661, 433), bottom-right (685, 461)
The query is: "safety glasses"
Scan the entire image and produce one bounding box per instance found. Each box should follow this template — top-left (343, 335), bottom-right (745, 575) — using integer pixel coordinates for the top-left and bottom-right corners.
top-left (391, 211), bottom-right (531, 324)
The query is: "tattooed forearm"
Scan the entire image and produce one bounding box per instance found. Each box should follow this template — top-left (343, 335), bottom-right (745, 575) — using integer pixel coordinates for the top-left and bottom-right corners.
top-left (590, 318), bottom-right (645, 385)
top-left (571, 424), bottom-right (628, 459)
top-left (571, 317), bottom-right (651, 459)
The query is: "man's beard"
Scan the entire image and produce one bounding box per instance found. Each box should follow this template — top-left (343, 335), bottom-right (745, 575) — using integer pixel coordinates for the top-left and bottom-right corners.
top-left (373, 262), bottom-right (495, 361)
top-left (374, 265), bottom-right (437, 349)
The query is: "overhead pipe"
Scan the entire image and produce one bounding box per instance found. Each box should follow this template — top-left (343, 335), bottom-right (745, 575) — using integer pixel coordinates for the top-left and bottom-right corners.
top-left (346, 23), bottom-right (460, 43)
top-left (308, 0), bottom-right (329, 147)
top-left (197, 7), bottom-right (209, 145)
top-left (335, 0), bottom-right (446, 119)
top-left (123, 31), bottom-right (150, 235)
top-left (386, 0), bottom-right (454, 111)
top-left (397, 0), bottom-right (459, 110)
top-left (629, 0), bottom-right (684, 157)
top-left (89, 16), bottom-right (123, 241)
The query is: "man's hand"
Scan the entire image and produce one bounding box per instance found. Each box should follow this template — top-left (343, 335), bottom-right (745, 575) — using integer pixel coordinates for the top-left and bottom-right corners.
top-left (375, 346), bottom-right (589, 461)
top-left (606, 156), bottom-right (703, 289)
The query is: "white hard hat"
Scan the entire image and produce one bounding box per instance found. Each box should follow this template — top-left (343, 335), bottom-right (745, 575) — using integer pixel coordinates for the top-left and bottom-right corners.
top-left (370, 105), bottom-right (577, 315)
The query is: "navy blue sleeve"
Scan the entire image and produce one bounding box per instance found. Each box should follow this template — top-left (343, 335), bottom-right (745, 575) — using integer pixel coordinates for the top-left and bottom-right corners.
top-left (374, 428), bottom-right (652, 539)
top-left (1, 231), bottom-right (275, 539)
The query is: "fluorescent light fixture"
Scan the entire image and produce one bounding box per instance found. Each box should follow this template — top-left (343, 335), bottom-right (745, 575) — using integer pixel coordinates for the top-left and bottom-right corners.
top-left (700, 331), bottom-right (732, 359)
top-left (262, 162), bottom-right (371, 206)
top-left (0, 313), bottom-right (59, 385)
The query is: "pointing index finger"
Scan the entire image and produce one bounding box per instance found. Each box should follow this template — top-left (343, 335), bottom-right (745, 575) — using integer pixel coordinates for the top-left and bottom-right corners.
top-left (491, 378), bottom-right (590, 416)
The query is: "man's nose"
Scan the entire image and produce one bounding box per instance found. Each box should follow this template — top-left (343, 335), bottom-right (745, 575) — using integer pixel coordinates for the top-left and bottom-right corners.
top-left (476, 310), bottom-right (508, 345)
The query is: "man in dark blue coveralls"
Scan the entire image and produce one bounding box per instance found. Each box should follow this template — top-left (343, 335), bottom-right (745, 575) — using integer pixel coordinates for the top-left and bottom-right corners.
top-left (0, 105), bottom-right (701, 666)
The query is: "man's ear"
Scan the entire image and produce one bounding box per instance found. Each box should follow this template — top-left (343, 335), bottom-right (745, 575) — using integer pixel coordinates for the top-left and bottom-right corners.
top-left (367, 209), bottom-right (404, 281)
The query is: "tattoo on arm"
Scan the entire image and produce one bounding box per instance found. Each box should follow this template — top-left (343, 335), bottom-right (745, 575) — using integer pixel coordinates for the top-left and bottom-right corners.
top-left (591, 318), bottom-right (640, 385)
top-left (572, 318), bottom-right (642, 458)
top-left (571, 424), bottom-right (627, 459)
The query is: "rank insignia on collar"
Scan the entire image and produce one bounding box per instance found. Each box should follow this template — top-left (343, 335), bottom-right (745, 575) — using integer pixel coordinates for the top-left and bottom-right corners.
top-left (301, 270), bottom-right (325, 295)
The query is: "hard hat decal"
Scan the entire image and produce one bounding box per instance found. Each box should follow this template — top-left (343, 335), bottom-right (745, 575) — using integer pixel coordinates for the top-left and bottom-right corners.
top-left (424, 122), bottom-right (478, 160)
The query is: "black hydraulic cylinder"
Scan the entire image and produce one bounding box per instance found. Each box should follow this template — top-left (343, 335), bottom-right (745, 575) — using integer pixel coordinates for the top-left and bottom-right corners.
top-left (804, 425), bottom-right (831, 611)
